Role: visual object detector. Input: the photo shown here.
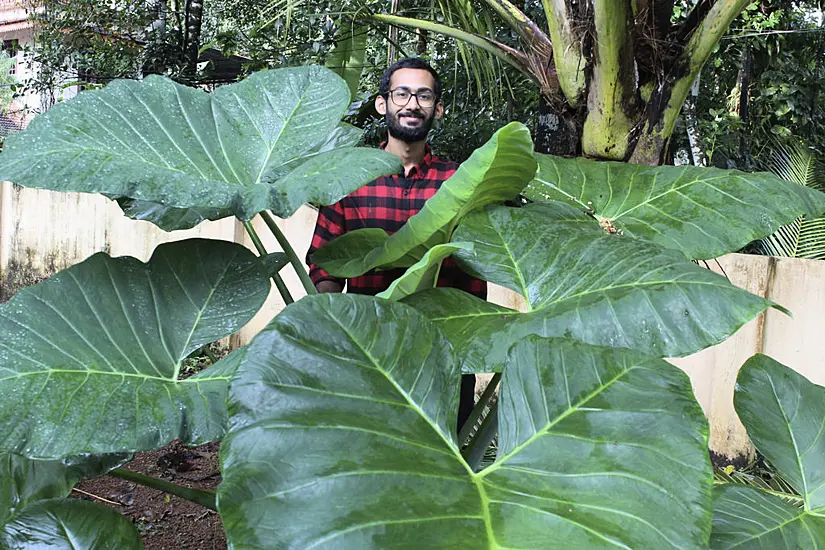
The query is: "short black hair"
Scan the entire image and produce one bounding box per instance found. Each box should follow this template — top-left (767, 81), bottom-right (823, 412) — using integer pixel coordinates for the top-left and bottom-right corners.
top-left (379, 57), bottom-right (442, 103)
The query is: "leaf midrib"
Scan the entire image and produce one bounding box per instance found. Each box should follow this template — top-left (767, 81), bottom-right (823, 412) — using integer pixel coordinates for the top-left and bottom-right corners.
top-left (326, 308), bottom-right (498, 548)
top-left (0, 369), bottom-right (230, 383)
top-left (768, 374), bottom-right (811, 509)
top-left (427, 280), bottom-right (748, 323)
top-left (478, 364), bottom-right (632, 478)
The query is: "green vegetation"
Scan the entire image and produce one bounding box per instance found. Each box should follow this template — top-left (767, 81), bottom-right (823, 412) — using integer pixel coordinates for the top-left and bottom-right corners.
top-left (0, 66), bottom-right (824, 547)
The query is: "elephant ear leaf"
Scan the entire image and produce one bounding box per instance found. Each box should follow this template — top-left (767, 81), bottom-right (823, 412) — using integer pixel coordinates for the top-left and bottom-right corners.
top-left (218, 294), bottom-right (711, 549)
top-left (376, 242), bottom-right (472, 302)
top-left (526, 154), bottom-right (825, 260)
top-left (0, 67), bottom-right (399, 223)
top-left (0, 452), bottom-right (128, 526)
top-left (0, 453), bottom-right (141, 549)
top-left (405, 205), bottom-right (777, 371)
top-left (1, 499), bottom-right (143, 549)
top-left (311, 121), bottom-right (537, 277)
top-left (0, 238), bottom-right (269, 459)
top-left (711, 355), bottom-right (825, 549)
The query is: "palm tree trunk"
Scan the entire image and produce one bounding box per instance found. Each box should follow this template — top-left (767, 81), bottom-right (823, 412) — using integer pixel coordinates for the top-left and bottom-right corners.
top-left (534, 96), bottom-right (577, 156)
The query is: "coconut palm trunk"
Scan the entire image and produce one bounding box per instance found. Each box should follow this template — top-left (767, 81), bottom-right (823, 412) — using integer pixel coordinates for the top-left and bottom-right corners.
top-left (368, 0), bottom-right (752, 165)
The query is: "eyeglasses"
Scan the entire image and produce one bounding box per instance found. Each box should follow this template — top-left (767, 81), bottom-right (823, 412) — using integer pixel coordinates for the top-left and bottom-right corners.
top-left (387, 87), bottom-right (436, 108)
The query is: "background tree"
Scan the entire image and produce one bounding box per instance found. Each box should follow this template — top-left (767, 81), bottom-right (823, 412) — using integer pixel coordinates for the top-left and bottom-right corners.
top-left (332, 0), bottom-right (763, 165)
top-left (689, 0), bottom-right (825, 168)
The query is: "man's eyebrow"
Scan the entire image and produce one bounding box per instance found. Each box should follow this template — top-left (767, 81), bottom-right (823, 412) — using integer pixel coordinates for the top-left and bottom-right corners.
top-left (394, 86), bottom-right (434, 93)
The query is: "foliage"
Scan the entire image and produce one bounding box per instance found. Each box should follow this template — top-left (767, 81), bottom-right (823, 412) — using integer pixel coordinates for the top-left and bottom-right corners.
top-left (711, 355), bottom-right (825, 548)
top-left (332, 0), bottom-right (756, 163)
top-left (0, 66), bottom-right (400, 225)
top-left (219, 296), bottom-right (712, 548)
top-left (0, 453), bottom-right (138, 548)
top-left (1, 66), bottom-right (825, 547)
top-left (756, 140), bottom-right (825, 259)
top-left (25, 0), bottom-right (161, 107)
top-left (693, 0), bottom-right (825, 166)
top-left (312, 121), bottom-right (537, 275)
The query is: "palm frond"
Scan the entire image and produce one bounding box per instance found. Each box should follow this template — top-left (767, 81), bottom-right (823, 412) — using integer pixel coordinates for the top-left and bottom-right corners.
top-left (766, 140), bottom-right (823, 190)
top-left (714, 468), bottom-right (803, 508)
top-left (757, 140), bottom-right (825, 259)
top-left (433, 0), bottom-right (505, 103)
top-left (758, 217), bottom-right (801, 257)
top-left (796, 216), bottom-right (825, 259)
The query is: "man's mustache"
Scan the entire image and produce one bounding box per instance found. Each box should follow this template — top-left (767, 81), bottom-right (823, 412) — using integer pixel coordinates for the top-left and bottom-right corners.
top-left (397, 110), bottom-right (425, 119)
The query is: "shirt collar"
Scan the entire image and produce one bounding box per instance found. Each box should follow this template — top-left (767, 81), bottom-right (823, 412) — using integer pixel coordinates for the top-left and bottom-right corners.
top-left (379, 141), bottom-right (433, 178)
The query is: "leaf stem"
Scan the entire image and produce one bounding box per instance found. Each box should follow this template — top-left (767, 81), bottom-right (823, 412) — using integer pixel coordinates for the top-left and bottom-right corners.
top-left (462, 401), bottom-right (499, 472)
top-left (458, 373), bottom-right (501, 447)
top-left (260, 211), bottom-right (317, 296)
top-left (243, 221), bottom-right (294, 305)
top-left (109, 468), bottom-right (217, 511)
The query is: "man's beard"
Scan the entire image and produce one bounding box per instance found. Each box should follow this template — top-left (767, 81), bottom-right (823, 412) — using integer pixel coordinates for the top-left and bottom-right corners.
top-left (385, 109), bottom-right (435, 143)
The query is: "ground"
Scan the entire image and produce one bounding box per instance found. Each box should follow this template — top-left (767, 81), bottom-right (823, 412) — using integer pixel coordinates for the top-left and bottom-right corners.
top-left (72, 441), bottom-right (227, 550)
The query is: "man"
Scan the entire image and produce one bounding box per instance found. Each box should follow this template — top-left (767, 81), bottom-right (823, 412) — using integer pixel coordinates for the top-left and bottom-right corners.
top-left (307, 57), bottom-right (486, 432)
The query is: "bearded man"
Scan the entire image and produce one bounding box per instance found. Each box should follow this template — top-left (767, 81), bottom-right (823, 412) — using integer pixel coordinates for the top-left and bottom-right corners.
top-left (307, 57), bottom-right (486, 432)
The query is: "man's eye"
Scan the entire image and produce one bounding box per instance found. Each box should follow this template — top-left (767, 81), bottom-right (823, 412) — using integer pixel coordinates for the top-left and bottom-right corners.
top-left (394, 90), bottom-right (410, 98)
top-left (419, 93), bottom-right (434, 102)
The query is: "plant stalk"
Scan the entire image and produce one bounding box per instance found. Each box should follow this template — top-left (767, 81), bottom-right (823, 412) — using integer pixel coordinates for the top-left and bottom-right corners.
top-left (260, 211), bottom-right (317, 296)
top-left (109, 468), bottom-right (216, 511)
top-left (371, 13), bottom-right (531, 76)
top-left (462, 401), bottom-right (499, 472)
top-left (243, 221), bottom-right (294, 305)
top-left (457, 373), bottom-right (501, 448)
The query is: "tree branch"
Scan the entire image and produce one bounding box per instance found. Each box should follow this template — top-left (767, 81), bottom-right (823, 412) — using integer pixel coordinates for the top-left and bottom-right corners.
top-left (540, 0), bottom-right (586, 106)
top-left (630, 0), bottom-right (750, 164)
top-left (582, 0), bottom-right (636, 160)
top-left (482, 0), bottom-right (553, 61)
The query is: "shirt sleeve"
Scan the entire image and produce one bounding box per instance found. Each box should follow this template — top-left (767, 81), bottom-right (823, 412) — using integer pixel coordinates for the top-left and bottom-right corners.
top-left (307, 201), bottom-right (346, 288)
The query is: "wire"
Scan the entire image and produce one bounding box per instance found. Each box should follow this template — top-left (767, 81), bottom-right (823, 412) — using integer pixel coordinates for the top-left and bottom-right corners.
top-left (723, 28), bottom-right (825, 39)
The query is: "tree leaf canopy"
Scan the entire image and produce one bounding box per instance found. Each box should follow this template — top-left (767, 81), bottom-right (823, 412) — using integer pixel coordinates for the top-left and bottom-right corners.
top-left (525, 154), bottom-right (825, 260)
top-left (218, 294), bottom-right (712, 549)
top-left (0, 68), bottom-right (399, 222)
top-left (404, 205), bottom-right (776, 372)
top-left (711, 355), bottom-right (825, 548)
top-left (0, 239), bottom-right (268, 458)
top-left (311, 121), bottom-right (537, 277)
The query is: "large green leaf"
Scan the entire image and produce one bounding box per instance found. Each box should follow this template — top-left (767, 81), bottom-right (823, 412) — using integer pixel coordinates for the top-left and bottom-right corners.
top-left (311, 121), bottom-right (537, 277)
top-left (0, 452), bottom-right (128, 525)
top-left (376, 242), bottom-right (472, 301)
top-left (110, 123), bottom-right (366, 231)
top-left (0, 239), bottom-right (268, 459)
top-left (524, 154), bottom-right (825, 260)
top-left (404, 205), bottom-right (776, 372)
top-left (711, 355), bottom-right (825, 548)
top-left (0, 498), bottom-right (143, 549)
top-left (218, 294), bottom-right (712, 549)
top-left (326, 26), bottom-right (369, 101)
top-left (0, 68), bottom-right (399, 221)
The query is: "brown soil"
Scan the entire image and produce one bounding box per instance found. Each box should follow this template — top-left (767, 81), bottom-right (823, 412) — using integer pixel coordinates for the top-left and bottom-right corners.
top-left (72, 441), bottom-right (226, 550)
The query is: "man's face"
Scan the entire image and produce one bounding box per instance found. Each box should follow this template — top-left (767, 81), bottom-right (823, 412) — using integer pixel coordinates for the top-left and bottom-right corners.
top-left (376, 68), bottom-right (443, 143)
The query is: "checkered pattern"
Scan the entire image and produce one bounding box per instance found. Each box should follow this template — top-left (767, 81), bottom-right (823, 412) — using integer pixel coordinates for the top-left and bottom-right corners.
top-left (307, 146), bottom-right (487, 298)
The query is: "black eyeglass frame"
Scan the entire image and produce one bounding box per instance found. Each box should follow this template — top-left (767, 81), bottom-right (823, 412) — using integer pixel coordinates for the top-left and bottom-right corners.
top-left (385, 87), bottom-right (438, 108)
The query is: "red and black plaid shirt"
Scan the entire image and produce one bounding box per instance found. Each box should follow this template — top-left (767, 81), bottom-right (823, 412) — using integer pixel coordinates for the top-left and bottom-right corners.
top-left (307, 145), bottom-right (487, 299)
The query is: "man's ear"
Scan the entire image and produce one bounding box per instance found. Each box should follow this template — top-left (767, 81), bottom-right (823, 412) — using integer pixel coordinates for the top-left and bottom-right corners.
top-left (375, 94), bottom-right (387, 115)
top-left (434, 102), bottom-right (444, 120)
